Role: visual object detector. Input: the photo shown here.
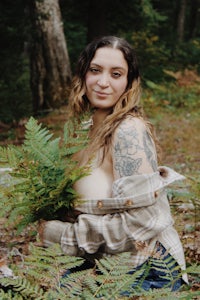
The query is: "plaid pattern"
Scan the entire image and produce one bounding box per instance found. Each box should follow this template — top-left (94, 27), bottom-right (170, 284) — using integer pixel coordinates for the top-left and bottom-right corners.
top-left (43, 166), bottom-right (188, 282)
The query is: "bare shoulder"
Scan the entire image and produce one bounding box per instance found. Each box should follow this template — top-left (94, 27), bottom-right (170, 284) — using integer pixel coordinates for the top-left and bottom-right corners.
top-left (115, 116), bottom-right (146, 132)
top-left (113, 116), bottom-right (148, 145)
top-left (112, 116), bottom-right (158, 178)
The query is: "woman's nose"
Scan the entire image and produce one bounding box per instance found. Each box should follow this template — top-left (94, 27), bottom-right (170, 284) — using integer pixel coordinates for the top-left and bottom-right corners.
top-left (97, 74), bottom-right (109, 87)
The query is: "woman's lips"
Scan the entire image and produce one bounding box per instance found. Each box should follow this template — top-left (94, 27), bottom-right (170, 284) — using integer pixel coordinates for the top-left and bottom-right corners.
top-left (94, 90), bottom-right (110, 97)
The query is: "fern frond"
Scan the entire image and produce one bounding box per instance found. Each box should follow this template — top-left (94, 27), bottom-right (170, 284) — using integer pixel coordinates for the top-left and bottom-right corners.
top-left (0, 117), bottom-right (89, 231)
top-left (23, 117), bottom-right (60, 169)
top-left (0, 277), bottom-right (45, 300)
top-left (61, 270), bottom-right (90, 297)
top-left (185, 264), bottom-right (200, 274)
top-left (0, 146), bottom-right (26, 177)
top-left (24, 243), bottom-right (84, 291)
top-left (2, 243), bottom-right (199, 299)
top-left (92, 253), bottom-right (144, 298)
top-left (0, 288), bottom-right (24, 300)
top-left (63, 118), bottom-right (89, 154)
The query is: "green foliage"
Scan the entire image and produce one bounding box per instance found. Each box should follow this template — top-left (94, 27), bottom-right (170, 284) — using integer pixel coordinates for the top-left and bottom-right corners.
top-left (170, 174), bottom-right (200, 237)
top-left (171, 39), bottom-right (200, 72)
top-left (0, 244), bottom-right (199, 299)
top-left (140, 0), bottom-right (167, 26)
top-left (168, 174), bottom-right (200, 214)
top-left (0, 117), bottom-right (89, 232)
top-left (144, 78), bottom-right (200, 108)
top-left (1, 0), bottom-right (200, 122)
top-left (60, 1), bottom-right (88, 71)
top-left (188, 175), bottom-right (200, 210)
top-left (0, 57), bottom-right (32, 124)
top-left (0, 277), bottom-right (45, 300)
top-left (128, 30), bottom-right (171, 81)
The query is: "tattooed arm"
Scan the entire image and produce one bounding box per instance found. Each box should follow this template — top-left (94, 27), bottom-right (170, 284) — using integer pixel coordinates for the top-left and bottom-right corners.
top-left (112, 117), bottom-right (158, 179)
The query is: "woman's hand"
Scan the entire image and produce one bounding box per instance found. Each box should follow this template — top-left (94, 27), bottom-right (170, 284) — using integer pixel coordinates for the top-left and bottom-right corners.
top-left (65, 209), bottom-right (82, 223)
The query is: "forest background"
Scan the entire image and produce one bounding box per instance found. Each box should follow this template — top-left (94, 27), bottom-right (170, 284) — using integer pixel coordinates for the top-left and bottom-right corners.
top-left (0, 0), bottom-right (200, 122)
top-left (0, 0), bottom-right (199, 299)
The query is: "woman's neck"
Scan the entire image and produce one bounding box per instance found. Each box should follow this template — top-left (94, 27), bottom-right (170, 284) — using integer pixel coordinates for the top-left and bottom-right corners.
top-left (88, 108), bottom-right (111, 139)
top-left (92, 108), bottom-right (111, 128)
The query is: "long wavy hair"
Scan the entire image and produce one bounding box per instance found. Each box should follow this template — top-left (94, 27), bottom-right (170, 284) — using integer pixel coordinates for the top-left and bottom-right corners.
top-left (68, 36), bottom-right (160, 161)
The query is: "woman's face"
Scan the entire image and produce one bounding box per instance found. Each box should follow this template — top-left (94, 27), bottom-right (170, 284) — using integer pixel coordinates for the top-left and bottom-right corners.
top-left (85, 47), bottom-right (128, 110)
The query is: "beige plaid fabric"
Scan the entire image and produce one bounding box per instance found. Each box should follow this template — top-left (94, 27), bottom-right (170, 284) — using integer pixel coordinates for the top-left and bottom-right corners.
top-left (43, 166), bottom-right (188, 282)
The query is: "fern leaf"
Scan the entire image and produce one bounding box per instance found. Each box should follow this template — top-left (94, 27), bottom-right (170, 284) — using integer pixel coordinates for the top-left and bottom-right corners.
top-left (0, 116), bottom-right (89, 231)
top-left (23, 118), bottom-right (60, 169)
top-left (0, 145), bottom-right (23, 168)
top-left (0, 277), bottom-right (45, 299)
top-left (2, 244), bottom-right (199, 299)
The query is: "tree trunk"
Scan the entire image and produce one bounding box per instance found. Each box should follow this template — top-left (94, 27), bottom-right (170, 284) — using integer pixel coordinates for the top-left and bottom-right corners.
top-left (188, 0), bottom-right (200, 38)
top-left (87, 0), bottom-right (107, 42)
top-left (177, 0), bottom-right (187, 42)
top-left (29, 0), bottom-right (71, 113)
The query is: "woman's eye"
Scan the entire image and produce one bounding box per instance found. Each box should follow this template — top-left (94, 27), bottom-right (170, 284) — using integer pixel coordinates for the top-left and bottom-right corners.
top-left (89, 67), bottom-right (100, 73)
top-left (112, 72), bottom-right (121, 78)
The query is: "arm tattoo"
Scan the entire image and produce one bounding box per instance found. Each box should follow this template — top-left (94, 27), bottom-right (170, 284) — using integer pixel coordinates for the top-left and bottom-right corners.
top-left (143, 130), bottom-right (157, 171)
top-left (113, 125), bottom-right (143, 177)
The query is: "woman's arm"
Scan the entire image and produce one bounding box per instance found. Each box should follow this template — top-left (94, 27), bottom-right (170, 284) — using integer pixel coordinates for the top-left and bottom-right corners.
top-left (112, 117), bottom-right (158, 179)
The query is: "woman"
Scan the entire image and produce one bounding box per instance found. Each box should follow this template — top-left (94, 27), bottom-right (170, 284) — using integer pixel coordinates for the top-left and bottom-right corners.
top-left (40, 36), bottom-right (187, 291)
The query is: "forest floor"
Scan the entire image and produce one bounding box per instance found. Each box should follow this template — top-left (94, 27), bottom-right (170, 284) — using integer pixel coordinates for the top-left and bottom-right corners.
top-left (0, 103), bottom-right (200, 294)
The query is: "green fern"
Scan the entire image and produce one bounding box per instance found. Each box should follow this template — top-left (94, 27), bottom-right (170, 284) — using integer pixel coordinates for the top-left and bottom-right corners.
top-left (1, 243), bottom-right (199, 299)
top-left (0, 289), bottom-right (24, 300)
top-left (0, 117), bottom-right (89, 231)
top-left (0, 277), bottom-right (45, 300)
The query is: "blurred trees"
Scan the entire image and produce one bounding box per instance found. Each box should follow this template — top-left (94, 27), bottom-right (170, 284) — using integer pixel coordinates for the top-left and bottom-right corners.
top-left (87, 0), bottom-right (108, 41)
top-left (0, 0), bottom-right (199, 123)
top-left (188, 0), bottom-right (200, 38)
top-left (29, 0), bottom-right (71, 113)
top-left (0, 0), bottom-right (32, 123)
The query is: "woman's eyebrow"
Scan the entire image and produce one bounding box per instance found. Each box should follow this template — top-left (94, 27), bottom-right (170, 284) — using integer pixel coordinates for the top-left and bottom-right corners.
top-left (90, 63), bottom-right (126, 71)
top-left (112, 66), bottom-right (127, 71)
top-left (90, 63), bottom-right (101, 67)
